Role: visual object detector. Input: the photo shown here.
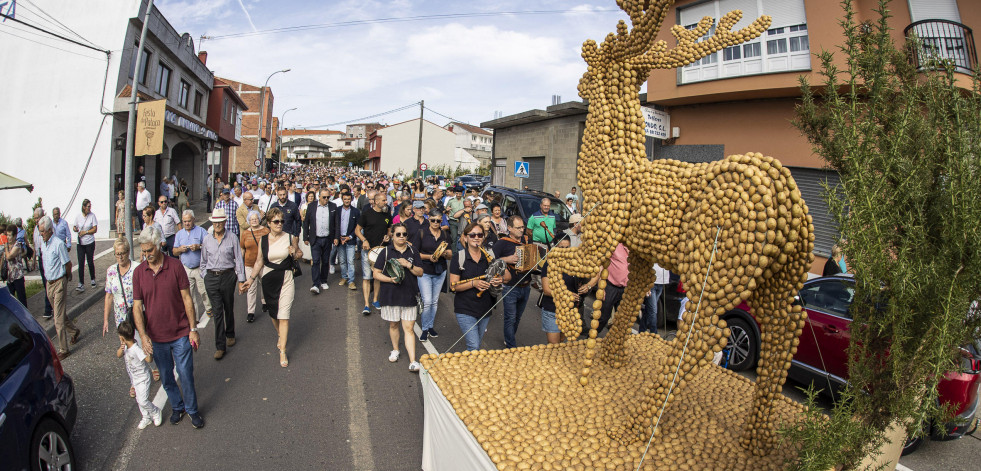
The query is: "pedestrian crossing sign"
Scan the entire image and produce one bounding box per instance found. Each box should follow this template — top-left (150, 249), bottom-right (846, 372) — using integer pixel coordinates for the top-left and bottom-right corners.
top-left (514, 161), bottom-right (530, 178)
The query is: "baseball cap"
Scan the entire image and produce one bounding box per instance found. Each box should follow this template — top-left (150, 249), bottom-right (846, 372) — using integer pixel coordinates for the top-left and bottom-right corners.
top-left (570, 214), bottom-right (583, 224)
top-left (221, 188), bottom-right (231, 194)
top-left (475, 203), bottom-right (488, 211)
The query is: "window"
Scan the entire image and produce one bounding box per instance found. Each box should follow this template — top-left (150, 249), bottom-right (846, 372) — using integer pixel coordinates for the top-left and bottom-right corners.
top-left (193, 91), bottom-right (203, 116)
top-left (178, 80), bottom-right (190, 108)
top-left (155, 63), bottom-right (172, 97)
top-left (799, 280), bottom-right (854, 318)
top-left (0, 305), bottom-right (34, 384)
top-left (230, 104), bottom-right (236, 126)
top-left (223, 97), bottom-right (229, 121)
top-left (679, 0), bottom-right (809, 84)
top-left (128, 44), bottom-right (151, 85)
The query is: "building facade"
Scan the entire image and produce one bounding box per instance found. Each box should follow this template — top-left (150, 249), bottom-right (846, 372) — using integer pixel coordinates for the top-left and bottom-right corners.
top-left (481, 102), bottom-right (587, 194)
top-left (444, 122), bottom-right (494, 169)
top-left (216, 76), bottom-right (278, 175)
top-left (343, 123), bottom-right (384, 152)
top-left (281, 138), bottom-right (332, 166)
top-left (366, 119), bottom-right (460, 175)
top-left (205, 74), bottom-right (246, 183)
top-left (645, 0), bottom-right (979, 271)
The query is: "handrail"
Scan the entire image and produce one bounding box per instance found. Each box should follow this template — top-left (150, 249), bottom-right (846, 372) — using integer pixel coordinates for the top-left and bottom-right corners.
top-left (904, 19), bottom-right (978, 73)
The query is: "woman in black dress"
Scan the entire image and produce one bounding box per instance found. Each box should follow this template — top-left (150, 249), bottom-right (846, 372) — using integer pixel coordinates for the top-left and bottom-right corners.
top-left (449, 222), bottom-right (510, 350)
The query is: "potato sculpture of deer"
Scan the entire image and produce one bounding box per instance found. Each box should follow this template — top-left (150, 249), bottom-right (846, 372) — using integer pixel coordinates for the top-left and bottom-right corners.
top-left (545, 0), bottom-right (816, 455)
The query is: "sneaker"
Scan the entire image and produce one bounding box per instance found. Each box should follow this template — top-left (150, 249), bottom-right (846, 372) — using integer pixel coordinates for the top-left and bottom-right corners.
top-left (349, 282), bottom-right (357, 290)
top-left (372, 301), bottom-right (381, 310)
top-left (214, 350), bottom-right (225, 360)
top-left (170, 409), bottom-right (185, 425)
top-left (339, 279), bottom-right (347, 286)
top-left (138, 417), bottom-right (153, 430)
top-left (320, 283), bottom-right (330, 290)
top-left (206, 309), bottom-right (213, 318)
top-left (428, 328), bottom-right (439, 338)
top-left (75, 283), bottom-right (84, 292)
top-left (388, 350), bottom-right (400, 362)
top-left (329, 265), bottom-right (336, 274)
top-left (90, 280), bottom-right (96, 287)
top-left (362, 305), bottom-right (371, 316)
top-left (226, 337), bottom-right (236, 347)
top-left (43, 312), bottom-right (53, 320)
top-left (262, 304), bottom-right (269, 312)
top-left (409, 361), bottom-right (421, 373)
top-left (189, 412), bottom-right (205, 429)
top-left (310, 286), bottom-right (320, 294)
top-left (152, 408), bottom-right (163, 426)
top-left (419, 330), bottom-right (429, 342)
top-left (247, 313), bottom-right (255, 323)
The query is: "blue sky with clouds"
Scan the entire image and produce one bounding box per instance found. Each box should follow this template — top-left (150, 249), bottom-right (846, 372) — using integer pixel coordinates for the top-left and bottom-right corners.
top-left (156, 0), bottom-right (631, 131)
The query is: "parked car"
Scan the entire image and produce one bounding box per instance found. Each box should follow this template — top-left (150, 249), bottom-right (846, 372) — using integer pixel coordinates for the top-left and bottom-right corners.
top-left (0, 288), bottom-right (78, 470)
top-left (480, 185), bottom-right (574, 236)
top-left (454, 175), bottom-right (484, 192)
top-left (721, 274), bottom-right (980, 454)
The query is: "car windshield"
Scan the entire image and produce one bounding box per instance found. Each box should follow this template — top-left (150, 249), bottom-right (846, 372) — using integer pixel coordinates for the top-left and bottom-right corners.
top-left (519, 196), bottom-right (571, 223)
top-left (457, 176), bottom-right (477, 183)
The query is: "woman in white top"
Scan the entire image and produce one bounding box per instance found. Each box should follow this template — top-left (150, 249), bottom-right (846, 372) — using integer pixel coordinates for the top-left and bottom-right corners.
top-left (102, 236), bottom-right (158, 396)
top-left (73, 199), bottom-right (98, 291)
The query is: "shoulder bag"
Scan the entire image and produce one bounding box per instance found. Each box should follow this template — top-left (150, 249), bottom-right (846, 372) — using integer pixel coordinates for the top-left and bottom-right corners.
top-left (116, 264), bottom-right (135, 328)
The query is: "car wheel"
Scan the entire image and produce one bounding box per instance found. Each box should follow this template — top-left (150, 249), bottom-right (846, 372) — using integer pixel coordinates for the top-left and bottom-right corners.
top-left (31, 418), bottom-right (75, 471)
top-left (901, 434), bottom-right (923, 456)
top-left (725, 317), bottom-right (758, 372)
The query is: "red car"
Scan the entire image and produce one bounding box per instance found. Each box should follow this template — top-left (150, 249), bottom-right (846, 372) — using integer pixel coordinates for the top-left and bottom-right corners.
top-left (721, 274), bottom-right (980, 454)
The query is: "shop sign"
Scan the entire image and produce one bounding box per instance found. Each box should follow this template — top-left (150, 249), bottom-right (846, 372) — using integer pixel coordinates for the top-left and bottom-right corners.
top-left (642, 106), bottom-right (670, 140)
top-left (136, 99), bottom-right (166, 156)
top-left (165, 109), bottom-right (218, 141)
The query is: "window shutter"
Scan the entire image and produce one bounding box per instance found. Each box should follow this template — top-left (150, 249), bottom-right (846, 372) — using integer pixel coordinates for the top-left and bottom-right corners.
top-left (908, 0), bottom-right (960, 23)
top-left (761, 0), bottom-right (807, 28)
top-left (680, 1), bottom-right (718, 28)
top-left (722, 0), bottom-right (759, 31)
top-left (788, 167), bottom-right (841, 258)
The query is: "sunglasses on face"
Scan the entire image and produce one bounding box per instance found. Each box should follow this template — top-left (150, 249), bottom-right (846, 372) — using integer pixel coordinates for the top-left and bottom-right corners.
top-left (393, 233), bottom-right (408, 237)
top-left (270, 219), bottom-right (284, 224)
top-left (467, 233), bottom-right (484, 238)
top-left (114, 252), bottom-right (128, 257)
top-left (158, 200), bottom-right (167, 204)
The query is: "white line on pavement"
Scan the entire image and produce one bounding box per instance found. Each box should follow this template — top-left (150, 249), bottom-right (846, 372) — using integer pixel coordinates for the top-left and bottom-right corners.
top-left (94, 246), bottom-right (114, 260)
top-left (413, 324), bottom-right (439, 356)
top-left (347, 292), bottom-right (376, 470)
top-left (896, 464), bottom-right (914, 471)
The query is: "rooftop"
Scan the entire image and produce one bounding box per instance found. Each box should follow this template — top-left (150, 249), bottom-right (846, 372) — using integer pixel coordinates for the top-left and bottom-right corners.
top-left (480, 101), bottom-right (588, 129)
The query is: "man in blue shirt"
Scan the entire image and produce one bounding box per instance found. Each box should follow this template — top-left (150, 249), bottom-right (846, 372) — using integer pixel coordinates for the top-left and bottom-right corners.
top-left (51, 207), bottom-right (72, 252)
top-left (39, 216), bottom-right (80, 359)
top-left (173, 210), bottom-right (211, 320)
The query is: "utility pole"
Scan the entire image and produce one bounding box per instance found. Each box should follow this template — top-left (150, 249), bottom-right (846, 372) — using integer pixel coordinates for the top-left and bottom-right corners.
top-left (124, 0), bottom-right (155, 259)
top-left (416, 100), bottom-right (424, 178)
top-left (256, 69), bottom-right (290, 175)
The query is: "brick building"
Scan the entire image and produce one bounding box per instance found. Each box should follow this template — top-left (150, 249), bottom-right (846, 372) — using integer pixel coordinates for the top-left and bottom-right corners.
top-left (215, 76), bottom-right (278, 175)
top-left (205, 73), bottom-right (246, 182)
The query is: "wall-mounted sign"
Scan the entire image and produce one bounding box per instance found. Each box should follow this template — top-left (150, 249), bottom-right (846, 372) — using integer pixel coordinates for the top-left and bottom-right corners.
top-left (165, 109), bottom-right (218, 141)
top-left (642, 106), bottom-right (670, 140)
top-left (136, 99), bottom-right (166, 156)
top-left (514, 161), bottom-right (529, 178)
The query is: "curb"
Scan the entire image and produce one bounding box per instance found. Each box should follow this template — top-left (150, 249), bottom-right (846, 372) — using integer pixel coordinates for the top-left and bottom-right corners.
top-left (44, 289), bottom-right (104, 339)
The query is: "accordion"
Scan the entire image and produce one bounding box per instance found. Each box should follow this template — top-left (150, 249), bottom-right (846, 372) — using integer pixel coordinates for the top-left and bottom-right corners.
top-left (514, 244), bottom-right (544, 272)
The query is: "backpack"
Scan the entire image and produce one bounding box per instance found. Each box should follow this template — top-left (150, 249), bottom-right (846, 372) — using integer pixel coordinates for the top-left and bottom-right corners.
top-left (457, 247), bottom-right (494, 271)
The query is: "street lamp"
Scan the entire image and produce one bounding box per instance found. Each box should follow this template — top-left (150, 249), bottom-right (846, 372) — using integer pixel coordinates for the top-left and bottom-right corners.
top-left (256, 68), bottom-right (290, 174)
top-left (279, 107), bottom-right (297, 163)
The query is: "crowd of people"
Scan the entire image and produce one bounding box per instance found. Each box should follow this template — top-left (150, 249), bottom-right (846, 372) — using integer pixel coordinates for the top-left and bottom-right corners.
top-left (0, 164), bottom-right (675, 432)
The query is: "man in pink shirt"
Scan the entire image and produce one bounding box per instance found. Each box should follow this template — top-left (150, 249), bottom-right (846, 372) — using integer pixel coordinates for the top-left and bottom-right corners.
top-left (595, 243), bottom-right (630, 333)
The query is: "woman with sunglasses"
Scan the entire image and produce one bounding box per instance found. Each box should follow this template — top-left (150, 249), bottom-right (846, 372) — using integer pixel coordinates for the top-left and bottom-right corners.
top-left (450, 222), bottom-right (510, 351)
top-left (474, 214), bottom-right (498, 250)
top-left (411, 211), bottom-right (451, 342)
top-left (373, 223), bottom-right (424, 372)
top-left (239, 211), bottom-right (269, 323)
top-left (242, 207), bottom-right (299, 367)
top-left (103, 236), bottom-right (159, 396)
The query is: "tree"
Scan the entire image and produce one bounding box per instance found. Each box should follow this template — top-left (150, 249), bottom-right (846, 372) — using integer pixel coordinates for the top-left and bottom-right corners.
top-left (339, 148), bottom-right (369, 168)
top-left (788, 1), bottom-right (981, 468)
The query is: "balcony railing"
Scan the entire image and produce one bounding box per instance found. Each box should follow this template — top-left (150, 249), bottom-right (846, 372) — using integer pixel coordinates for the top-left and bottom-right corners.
top-left (905, 20), bottom-right (978, 73)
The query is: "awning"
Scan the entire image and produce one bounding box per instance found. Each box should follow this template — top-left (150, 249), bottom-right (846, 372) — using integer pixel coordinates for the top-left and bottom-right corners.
top-left (0, 171), bottom-right (34, 192)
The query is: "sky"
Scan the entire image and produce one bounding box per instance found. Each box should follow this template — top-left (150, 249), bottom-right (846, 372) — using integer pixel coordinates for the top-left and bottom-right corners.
top-left (154, 0), bottom-right (632, 131)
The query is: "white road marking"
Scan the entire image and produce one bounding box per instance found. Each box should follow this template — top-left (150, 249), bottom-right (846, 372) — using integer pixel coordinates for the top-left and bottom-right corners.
top-left (413, 323), bottom-right (439, 355)
top-left (347, 292), bottom-right (375, 470)
top-left (896, 464), bottom-right (914, 471)
top-left (94, 246), bottom-right (114, 260)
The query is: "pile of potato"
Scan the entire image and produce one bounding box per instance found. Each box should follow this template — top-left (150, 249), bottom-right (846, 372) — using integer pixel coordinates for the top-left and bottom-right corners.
top-left (421, 334), bottom-right (810, 470)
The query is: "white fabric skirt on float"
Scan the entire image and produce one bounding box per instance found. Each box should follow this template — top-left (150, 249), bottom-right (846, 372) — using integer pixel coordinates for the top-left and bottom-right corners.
top-left (300, 240), bottom-right (312, 262)
top-left (420, 367), bottom-right (496, 471)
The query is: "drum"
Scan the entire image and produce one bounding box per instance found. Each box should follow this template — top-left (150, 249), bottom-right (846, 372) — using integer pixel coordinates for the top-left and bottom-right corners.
top-left (432, 241), bottom-right (449, 261)
top-left (367, 246), bottom-right (385, 265)
top-left (384, 258), bottom-right (406, 284)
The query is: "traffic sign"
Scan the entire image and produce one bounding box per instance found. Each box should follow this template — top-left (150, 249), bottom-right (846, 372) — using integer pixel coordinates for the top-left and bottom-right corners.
top-left (514, 161), bottom-right (529, 178)
top-left (253, 159), bottom-right (261, 167)
top-left (419, 162), bottom-right (428, 171)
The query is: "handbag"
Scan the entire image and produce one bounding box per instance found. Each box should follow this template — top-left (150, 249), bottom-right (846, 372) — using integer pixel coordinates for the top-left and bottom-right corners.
top-left (261, 233), bottom-right (302, 277)
top-left (288, 234), bottom-right (302, 277)
top-left (115, 264), bottom-right (135, 328)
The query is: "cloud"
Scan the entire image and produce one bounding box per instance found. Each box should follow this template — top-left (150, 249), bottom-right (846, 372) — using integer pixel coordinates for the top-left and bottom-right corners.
top-left (235, 0), bottom-right (257, 32)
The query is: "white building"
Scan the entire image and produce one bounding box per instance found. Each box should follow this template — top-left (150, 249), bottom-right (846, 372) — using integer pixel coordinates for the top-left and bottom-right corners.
top-left (0, 0), bottom-right (214, 237)
top-left (367, 119), bottom-right (469, 175)
top-left (445, 121), bottom-right (493, 168)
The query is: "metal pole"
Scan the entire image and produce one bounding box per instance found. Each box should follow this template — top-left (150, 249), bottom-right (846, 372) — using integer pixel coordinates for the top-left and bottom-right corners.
top-left (416, 100), bottom-right (424, 178)
top-left (256, 69), bottom-right (290, 176)
top-left (124, 0), bottom-right (155, 259)
top-left (280, 107), bottom-right (296, 164)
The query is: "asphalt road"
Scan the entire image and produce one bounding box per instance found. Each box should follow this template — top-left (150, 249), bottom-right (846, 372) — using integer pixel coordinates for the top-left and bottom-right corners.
top-left (55, 267), bottom-right (977, 470)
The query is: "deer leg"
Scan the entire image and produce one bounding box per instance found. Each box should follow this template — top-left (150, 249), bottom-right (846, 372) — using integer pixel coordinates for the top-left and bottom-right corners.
top-left (600, 252), bottom-right (656, 368)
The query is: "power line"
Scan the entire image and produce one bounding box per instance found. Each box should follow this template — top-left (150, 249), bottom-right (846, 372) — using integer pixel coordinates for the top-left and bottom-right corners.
top-left (423, 105), bottom-right (473, 127)
top-left (207, 8), bottom-right (620, 40)
top-left (0, 28), bottom-right (107, 61)
top-left (0, 12), bottom-right (109, 53)
top-left (19, 0), bottom-right (102, 49)
top-left (301, 102), bottom-right (422, 129)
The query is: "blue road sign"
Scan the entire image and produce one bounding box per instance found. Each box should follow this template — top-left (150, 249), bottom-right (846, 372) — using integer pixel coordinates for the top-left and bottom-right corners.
top-left (514, 161), bottom-right (530, 178)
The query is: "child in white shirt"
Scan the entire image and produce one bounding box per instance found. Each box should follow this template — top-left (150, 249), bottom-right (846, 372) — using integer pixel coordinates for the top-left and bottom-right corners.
top-left (117, 322), bottom-right (162, 429)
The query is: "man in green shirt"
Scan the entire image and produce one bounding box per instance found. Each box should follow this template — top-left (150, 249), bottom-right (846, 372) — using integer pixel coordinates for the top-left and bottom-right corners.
top-left (445, 186), bottom-right (465, 247)
top-left (527, 197), bottom-right (556, 246)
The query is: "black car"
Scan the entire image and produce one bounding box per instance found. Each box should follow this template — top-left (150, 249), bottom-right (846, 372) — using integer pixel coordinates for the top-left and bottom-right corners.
top-left (0, 289), bottom-right (78, 471)
top-left (480, 185), bottom-right (574, 236)
top-left (454, 175), bottom-right (484, 192)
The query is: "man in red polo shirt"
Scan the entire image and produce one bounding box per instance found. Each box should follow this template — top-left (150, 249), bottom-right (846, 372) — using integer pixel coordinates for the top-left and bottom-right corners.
top-left (132, 226), bottom-right (204, 429)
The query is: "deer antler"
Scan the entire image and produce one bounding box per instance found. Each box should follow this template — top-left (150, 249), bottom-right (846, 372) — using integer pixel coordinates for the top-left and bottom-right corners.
top-left (646, 11), bottom-right (772, 69)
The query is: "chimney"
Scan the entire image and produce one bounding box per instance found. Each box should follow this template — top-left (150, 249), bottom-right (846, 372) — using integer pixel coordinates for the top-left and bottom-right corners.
top-left (198, 51), bottom-right (208, 65)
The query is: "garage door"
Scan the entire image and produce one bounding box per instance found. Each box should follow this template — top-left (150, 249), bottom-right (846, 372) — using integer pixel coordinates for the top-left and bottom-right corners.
top-left (523, 157), bottom-right (545, 191)
top-left (789, 167), bottom-right (841, 258)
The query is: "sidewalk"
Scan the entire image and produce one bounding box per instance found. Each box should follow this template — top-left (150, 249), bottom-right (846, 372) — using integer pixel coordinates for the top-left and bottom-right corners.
top-left (23, 200), bottom-right (212, 338)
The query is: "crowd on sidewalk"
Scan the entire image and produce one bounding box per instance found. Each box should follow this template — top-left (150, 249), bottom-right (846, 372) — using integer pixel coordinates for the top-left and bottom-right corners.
top-left (0, 164), bottom-right (674, 432)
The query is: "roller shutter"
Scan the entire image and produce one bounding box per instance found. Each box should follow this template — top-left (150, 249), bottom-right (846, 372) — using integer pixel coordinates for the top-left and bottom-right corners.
top-left (788, 167), bottom-right (841, 258)
top-left (908, 0), bottom-right (960, 23)
top-left (523, 157), bottom-right (545, 191)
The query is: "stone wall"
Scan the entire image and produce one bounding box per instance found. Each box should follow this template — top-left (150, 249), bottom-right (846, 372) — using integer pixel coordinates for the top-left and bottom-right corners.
top-left (492, 114), bottom-right (586, 196)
